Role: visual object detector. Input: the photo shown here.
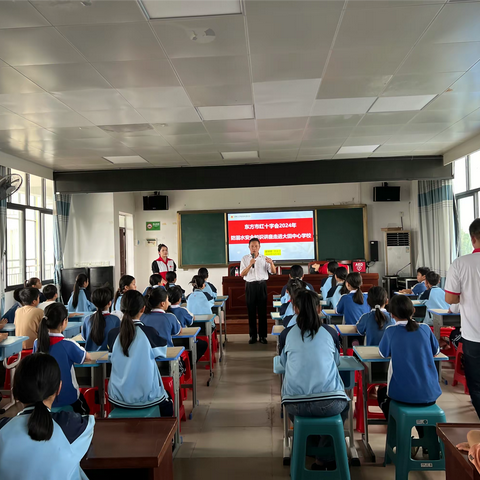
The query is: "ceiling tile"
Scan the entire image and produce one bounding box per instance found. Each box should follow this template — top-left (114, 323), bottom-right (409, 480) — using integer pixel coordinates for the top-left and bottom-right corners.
top-left (359, 111), bottom-right (419, 126)
top-left (386, 133), bottom-right (436, 145)
top-left (317, 75), bottom-right (392, 99)
top-left (152, 122), bottom-right (207, 135)
top-left (58, 23), bottom-right (165, 62)
top-left (246, 1), bottom-right (343, 54)
top-left (141, 0), bottom-right (242, 19)
top-left (31, 1), bottom-right (145, 26)
top-left (198, 105), bottom-right (254, 121)
top-left (297, 154), bottom-right (333, 161)
top-left (23, 111), bottom-right (93, 129)
top-left (300, 137), bottom-right (346, 148)
top-left (258, 140), bottom-right (301, 150)
top-left (251, 51), bottom-right (328, 82)
top-left (164, 133), bottom-right (212, 145)
top-left (349, 124), bottom-right (401, 136)
top-left (203, 119), bottom-right (256, 134)
top-left (0, 93), bottom-right (70, 114)
top-left (79, 109), bottom-right (146, 126)
top-left (312, 97), bottom-right (377, 116)
top-left (253, 79), bottom-right (321, 104)
top-left (152, 15), bottom-right (247, 58)
top-left (17, 63), bottom-right (112, 92)
top-left (117, 135), bottom-right (170, 148)
top-left (48, 126), bottom-right (112, 140)
top-left (0, 2), bottom-right (50, 29)
top-left (257, 130), bottom-right (303, 143)
top-left (131, 146), bottom-right (179, 157)
top-left (137, 107), bottom-right (201, 123)
top-left (421, 3), bottom-right (480, 44)
top-left (338, 145), bottom-right (379, 154)
top-left (216, 142), bottom-right (259, 152)
top-left (0, 27), bottom-right (86, 66)
top-left (374, 144), bottom-right (415, 154)
top-left (182, 152), bottom-right (223, 164)
top-left (410, 109), bottom-right (468, 124)
top-left (303, 127), bottom-right (355, 140)
top-left (53, 90), bottom-right (133, 111)
top-left (257, 117), bottom-right (308, 131)
top-left (369, 95), bottom-right (437, 112)
top-left (259, 149), bottom-right (298, 159)
top-left (210, 131), bottom-right (258, 144)
top-left (343, 135), bottom-right (392, 146)
top-left (146, 155), bottom-right (188, 166)
top-left (307, 114), bottom-right (363, 129)
top-left (0, 67), bottom-right (43, 94)
top-left (172, 55), bottom-right (250, 86)
top-left (397, 123), bottom-right (450, 135)
top-left (222, 150), bottom-right (259, 160)
top-left (335, 4), bottom-right (442, 48)
top-left (428, 129), bottom-right (476, 144)
top-left (299, 146), bottom-right (342, 156)
top-left (185, 84), bottom-right (253, 107)
top-left (255, 102), bottom-right (313, 119)
top-left (425, 91), bottom-right (480, 113)
top-left (118, 87), bottom-right (193, 108)
top-left (450, 63), bottom-right (480, 92)
top-left (382, 72), bottom-right (463, 96)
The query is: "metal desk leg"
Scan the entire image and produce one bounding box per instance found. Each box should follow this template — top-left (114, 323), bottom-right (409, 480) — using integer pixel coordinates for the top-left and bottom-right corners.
top-left (361, 366), bottom-right (376, 462)
top-left (170, 359), bottom-right (181, 455)
top-left (206, 322), bottom-right (214, 386)
top-left (93, 364), bottom-right (106, 418)
top-left (218, 311), bottom-right (224, 363)
top-left (283, 403), bottom-right (292, 465)
top-left (342, 336), bottom-right (348, 356)
top-left (346, 386), bottom-right (360, 466)
top-left (190, 337), bottom-right (198, 414)
top-left (223, 305), bottom-right (228, 342)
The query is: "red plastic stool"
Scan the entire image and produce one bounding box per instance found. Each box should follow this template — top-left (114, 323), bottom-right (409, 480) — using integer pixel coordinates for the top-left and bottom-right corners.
top-left (3, 349), bottom-right (33, 391)
top-left (163, 377), bottom-right (186, 424)
top-left (180, 350), bottom-right (192, 401)
top-left (354, 373), bottom-right (387, 433)
top-left (80, 385), bottom-right (111, 417)
top-left (198, 335), bottom-right (216, 369)
top-left (452, 343), bottom-right (469, 394)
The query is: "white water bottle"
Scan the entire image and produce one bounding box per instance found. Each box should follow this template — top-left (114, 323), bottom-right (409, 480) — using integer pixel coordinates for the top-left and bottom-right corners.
top-left (235, 267), bottom-right (239, 277)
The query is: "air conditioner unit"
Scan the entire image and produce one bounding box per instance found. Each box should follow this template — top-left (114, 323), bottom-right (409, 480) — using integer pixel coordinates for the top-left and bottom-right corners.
top-left (385, 230), bottom-right (412, 276)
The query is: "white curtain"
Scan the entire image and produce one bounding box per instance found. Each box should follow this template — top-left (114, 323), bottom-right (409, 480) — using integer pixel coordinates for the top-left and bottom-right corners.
top-left (417, 180), bottom-right (456, 279)
top-left (53, 193), bottom-right (71, 302)
top-left (0, 166), bottom-right (7, 317)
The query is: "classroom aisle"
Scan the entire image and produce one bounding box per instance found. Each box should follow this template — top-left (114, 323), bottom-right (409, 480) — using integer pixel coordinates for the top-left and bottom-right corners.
top-left (175, 334), bottom-right (478, 480)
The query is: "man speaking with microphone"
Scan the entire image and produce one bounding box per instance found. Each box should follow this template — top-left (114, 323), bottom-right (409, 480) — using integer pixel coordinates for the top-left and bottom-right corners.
top-left (240, 237), bottom-right (276, 345)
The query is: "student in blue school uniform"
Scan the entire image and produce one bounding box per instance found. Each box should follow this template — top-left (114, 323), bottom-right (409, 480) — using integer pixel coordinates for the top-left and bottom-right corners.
top-left (280, 265), bottom-right (314, 297)
top-left (142, 273), bottom-right (166, 296)
top-left (67, 273), bottom-right (95, 314)
top-left (25, 277), bottom-right (47, 303)
top-left (328, 266), bottom-right (348, 310)
top-left (113, 274), bottom-right (137, 311)
top-left (82, 287), bottom-right (121, 351)
top-left (198, 267), bottom-right (218, 299)
top-left (187, 275), bottom-right (215, 310)
top-left (419, 271), bottom-right (450, 326)
top-left (377, 295), bottom-right (442, 441)
top-left (0, 353), bottom-right (95, 480)
top-left (107, 290), bottom-right (173, 416)
top-left (320, 261), bottom-right (339, 301)
top-left (0, 287), bottom-right (22, 327)
top-left (399, 266), bottom-right (430, 296)
top-left (34, 303), bottom-right (91, 414)
top-left (336, 272), bottom-right (370, 325)
top-left (356, 286), bottom-right (395, 346)
top-left (276, 289), bottom-right (349, 471)
top-left (166, 271), bottom-right (185, 301)
top-left (280, 278), bottom-right (306, 324)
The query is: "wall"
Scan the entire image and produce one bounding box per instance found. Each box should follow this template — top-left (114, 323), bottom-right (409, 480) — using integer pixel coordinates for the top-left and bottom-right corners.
top-left (133, 181), bottom-right (419, 293)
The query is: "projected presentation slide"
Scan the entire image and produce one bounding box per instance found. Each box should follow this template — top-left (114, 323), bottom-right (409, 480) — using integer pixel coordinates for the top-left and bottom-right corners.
top-left (227, 211), bottom-right (315, 262)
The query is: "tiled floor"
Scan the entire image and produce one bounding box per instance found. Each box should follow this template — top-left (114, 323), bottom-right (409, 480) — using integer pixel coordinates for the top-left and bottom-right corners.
top-left (174, 334), bottom-right (479, 480)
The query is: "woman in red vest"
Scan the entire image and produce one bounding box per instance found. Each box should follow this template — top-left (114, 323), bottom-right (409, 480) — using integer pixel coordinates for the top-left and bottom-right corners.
top-left (151, 244), bottom-right (177, 281)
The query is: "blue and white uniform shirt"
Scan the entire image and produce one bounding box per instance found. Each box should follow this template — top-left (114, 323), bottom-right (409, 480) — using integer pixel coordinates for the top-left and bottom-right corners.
top-left (336, 290), bottom-right (370, 325)
top-left (82, 311), bottom-right (121, 351)
top-left (356, 309), bottom-right (395, 346)
top-left (67, 288), bottom-right (95, 314)
top-left (169, 305), bottom-right (194, 327)
top-left (187, 290), bottom-right (214, 315)
top-left (141, 308), bottom-right (182, 347)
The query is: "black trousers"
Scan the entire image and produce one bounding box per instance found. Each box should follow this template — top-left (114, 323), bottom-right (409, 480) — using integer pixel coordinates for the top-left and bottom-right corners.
top-left (462, 338), bottom-right (480, 419)
top-left (246, 280), bottom-right (267, 339)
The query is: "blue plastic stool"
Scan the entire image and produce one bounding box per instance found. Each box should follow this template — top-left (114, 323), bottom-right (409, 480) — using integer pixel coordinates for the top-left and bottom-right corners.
top-left (384, 401), bottom-right (446, 480)
top-left (51, 405), bottom-right (74, 413)
top-left (291, 415), bottom-right (350, 480)
top-left (108, 405), bottom-right (160, 418)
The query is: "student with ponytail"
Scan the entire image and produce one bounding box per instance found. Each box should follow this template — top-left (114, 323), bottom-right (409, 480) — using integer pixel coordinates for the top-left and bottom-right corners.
top-left (67, 273), bottom-right (95, 313)
top-left (82, 287), bottom-right (120, 351)
top-left (107, 290), bottom-right (173, 416)
top-left (0, 354), bottom-right (94, 480)
top-left (197, 267), bottom-right (218, 299)
top-left (280, 278), bottom-right (306, 326)
top-left (328, 267), bottom-right (348, 310)
top-left (113, 274), bottom-right (136, 311)
top-left (356, 286), bottom-right (395, 346)
top-left (186, 275), bottom-right (214, 320)
top-left (336, 272), bottom-right (369, 325)
top-left (142, 273), bottom-right (165, 296)
top-left (24, 277), bottom-right (47, 302)
top-left (34, 303), bottom-right (91, 413)
top-left (275, 289), bottom-right (348, 470)
top-left (377, 295), bottom-right (442, 434)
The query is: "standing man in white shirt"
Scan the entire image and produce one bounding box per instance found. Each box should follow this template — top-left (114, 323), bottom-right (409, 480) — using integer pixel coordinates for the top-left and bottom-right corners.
top-left (240, 238), bottom-right (276, 345)
top-left (445, 218), bottom-right (480, 418)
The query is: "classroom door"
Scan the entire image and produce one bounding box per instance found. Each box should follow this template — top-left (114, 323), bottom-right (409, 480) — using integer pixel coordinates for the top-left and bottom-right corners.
top-left (119, 227), bottom-right (127, 277)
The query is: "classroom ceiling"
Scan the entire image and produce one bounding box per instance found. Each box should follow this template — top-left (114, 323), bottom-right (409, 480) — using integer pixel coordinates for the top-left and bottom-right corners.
top-left (1, 0), bottom-right (480, 171)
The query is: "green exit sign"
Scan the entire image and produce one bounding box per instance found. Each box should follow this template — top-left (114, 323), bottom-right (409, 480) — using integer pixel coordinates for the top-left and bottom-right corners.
top-left (146, 222), bottom-right (160, 231)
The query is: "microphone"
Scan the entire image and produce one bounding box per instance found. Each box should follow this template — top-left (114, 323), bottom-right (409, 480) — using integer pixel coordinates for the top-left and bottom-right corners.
top-left (251, 253), bottom-right (255, 269)
top-left (394, 262), bottom-right (411, 276)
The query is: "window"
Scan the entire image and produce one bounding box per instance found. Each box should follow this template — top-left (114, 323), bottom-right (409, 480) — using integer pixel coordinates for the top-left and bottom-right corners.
top-left (457, 196), bottom-right (475, 257)
top-left (469, 151), bottom-right (480, 190)
top-left (453, 157), bottom-right (467, 194)
top-left (6, 170), bottom-right (54, 289)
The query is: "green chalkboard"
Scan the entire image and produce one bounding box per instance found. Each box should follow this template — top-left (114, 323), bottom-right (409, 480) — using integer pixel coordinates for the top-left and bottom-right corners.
top-left (179, 212), bottom-right (227, 267)
top-left (316, 207), bottom-right (366, 260)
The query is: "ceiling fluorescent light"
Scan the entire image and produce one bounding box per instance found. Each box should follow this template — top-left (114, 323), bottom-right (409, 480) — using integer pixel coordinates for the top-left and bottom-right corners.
top-left (221, 151), bottom-right (258, 160)
top-left (337, 145), bottom-right (379, 154)
top-left (103, 155), bottom-right (148, 164)
top-left (197, 105), bottom-right (254, 121)
top-left (139, 0), bottom-right (242, 19)
top-left (370, 95), bottom-right (437, 113)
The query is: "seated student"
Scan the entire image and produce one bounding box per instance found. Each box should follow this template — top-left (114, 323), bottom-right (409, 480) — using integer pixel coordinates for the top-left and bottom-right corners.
top-left (329, 267), bottom-right (348, 310)
top-left (15, 287), bottom-right (44, 349)
top-left (82, 287), bottom-right (121, 351)
top-left (377, 295), bottom-right (442, 440)
top-left (38, 284), bottom-right (58, 311)
top-left (280, 265), bottom-right (314, 299)
top-left (166, 271), bottom-right (185, 301)
top-left (167, 286), bottom-right (209, 363)
top-left (198, 267), bottom-right (217, 300)
top-left (113, 274), bottom-right (137, 311)
top-left (356, 286), bottom-right (395, 346)
top-left (420, 271), bottom-right (450, 326)
top-left (142, 273), bottom-right (165, 296)
top-left (107, 290), bottom-right (173, 416)
top-left (457, 430), bottom-right (480, 474)
top-left (320, 261), bottom-right (339, 301)
top-left (0, 353), bottom-right (95, 480)
top-left (336, 272), bottom-right (370, 325)
top-left (25, 277), bottom-right (47, 303)
top-left (399, 267), bottom-right (430, 295)
top-left (280, 278), bottom-right (306, 321)
top-left (276, 289), bottom-right (349, 470)
top-left (187, 275), bottom-right (215, 306)
top-left (34, 303), bottom-right (91, 414)
top-left (67, 274), bottom-right (95, 314)
top-left (1, 287), bottom-right (22, 326)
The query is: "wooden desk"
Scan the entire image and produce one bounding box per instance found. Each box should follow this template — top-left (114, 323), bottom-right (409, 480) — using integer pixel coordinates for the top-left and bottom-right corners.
top-left (81, 418), bottom-right (177, 480)
top-left (322, 309), bottom-right (344, 325)
top-left (437, 423), bottom-right (480, 480)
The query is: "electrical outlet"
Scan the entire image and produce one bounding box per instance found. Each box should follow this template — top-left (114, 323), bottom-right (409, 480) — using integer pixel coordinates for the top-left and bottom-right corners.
top-left (400, 212), bottom-right (404, 217)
